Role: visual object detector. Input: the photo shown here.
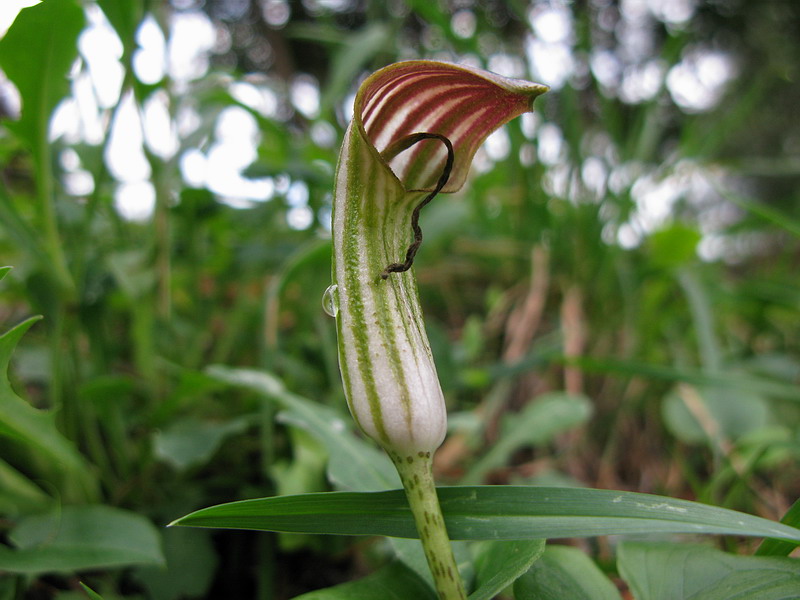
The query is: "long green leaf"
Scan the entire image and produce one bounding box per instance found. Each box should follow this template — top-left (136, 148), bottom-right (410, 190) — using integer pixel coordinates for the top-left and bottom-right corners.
top-left (618, 542), bottom-right (800, 600)
top-left (171, 486), bottom-right (800, 544)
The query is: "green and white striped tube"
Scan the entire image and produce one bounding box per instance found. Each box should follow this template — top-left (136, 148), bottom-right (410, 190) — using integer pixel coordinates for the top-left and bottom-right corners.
top-left (330, 60), bottom-right (547, 599)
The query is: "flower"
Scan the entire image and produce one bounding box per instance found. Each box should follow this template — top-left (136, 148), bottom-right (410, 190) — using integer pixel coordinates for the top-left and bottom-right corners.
top-left (331, 60), bottom-right (547, 456)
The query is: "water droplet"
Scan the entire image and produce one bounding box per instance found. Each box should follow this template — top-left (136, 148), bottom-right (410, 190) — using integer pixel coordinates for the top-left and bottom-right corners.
top-left (322, 284), bottom-right (339, 317)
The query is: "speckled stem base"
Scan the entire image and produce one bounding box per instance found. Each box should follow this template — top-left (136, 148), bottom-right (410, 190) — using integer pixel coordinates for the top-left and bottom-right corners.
top-left (389, 451), bottom-right (467, 600)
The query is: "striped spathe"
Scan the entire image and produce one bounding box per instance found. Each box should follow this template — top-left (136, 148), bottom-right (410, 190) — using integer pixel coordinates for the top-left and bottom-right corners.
top-left (332, 61), bottom-right (547, 455)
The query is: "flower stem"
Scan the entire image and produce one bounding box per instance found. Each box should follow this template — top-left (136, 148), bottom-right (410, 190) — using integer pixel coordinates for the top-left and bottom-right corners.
top-left (390, 451), bottom-right (467, 600)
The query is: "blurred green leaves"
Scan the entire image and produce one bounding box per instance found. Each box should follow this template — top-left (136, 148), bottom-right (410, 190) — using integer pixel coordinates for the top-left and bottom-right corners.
top-left (463, 392), bottom-right (592, 484)
top-left (153, 416), bottom-right (252, 471)
top-left (0, 0), bottom-right (798, 597)
top-left (0, 505), bottom-right (164, 573)
top-left (662, 385), bottom-right (769, 445)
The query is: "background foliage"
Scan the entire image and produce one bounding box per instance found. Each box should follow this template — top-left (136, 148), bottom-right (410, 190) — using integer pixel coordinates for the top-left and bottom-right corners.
top-left (0, 0), bottom-right (798, 598)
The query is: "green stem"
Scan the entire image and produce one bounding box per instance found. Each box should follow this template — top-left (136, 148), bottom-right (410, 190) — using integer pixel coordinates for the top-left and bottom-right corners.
top-left (390, 452), bottom-right (467, 600)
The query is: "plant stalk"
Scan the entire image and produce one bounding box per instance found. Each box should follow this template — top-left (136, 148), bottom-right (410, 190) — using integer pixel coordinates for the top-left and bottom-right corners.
top-left (390, 451), bottom-right (467, 600)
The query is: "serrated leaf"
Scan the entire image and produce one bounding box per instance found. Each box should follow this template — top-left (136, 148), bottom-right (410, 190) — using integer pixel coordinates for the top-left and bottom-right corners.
top-left (0, 505), bottom-right (164, 574)
top-left (618, 541), bottom-right (800, 600)
top-left (171, 486), bottom-right (800, 544)
top-left (514, 545), bottom-right (622, 600)
top-left (0, 317), bottom-right (97, 501)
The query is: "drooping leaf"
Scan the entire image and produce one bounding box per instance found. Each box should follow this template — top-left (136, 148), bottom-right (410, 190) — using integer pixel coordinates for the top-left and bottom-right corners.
top-left (469, 539), bottom-right (545, 600)
top-left (0, 505), bottom-right (164, 574)
top-left (171, 486), bottom-right (800, 544)
top-left (0, 0), bottom-right (85, 150)
top-left (206, 365), bottom-right (400, 491)
top-left (618, 542), bottom-right (800, 600)
top-left (514, 545), bottom-right (622, 600)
